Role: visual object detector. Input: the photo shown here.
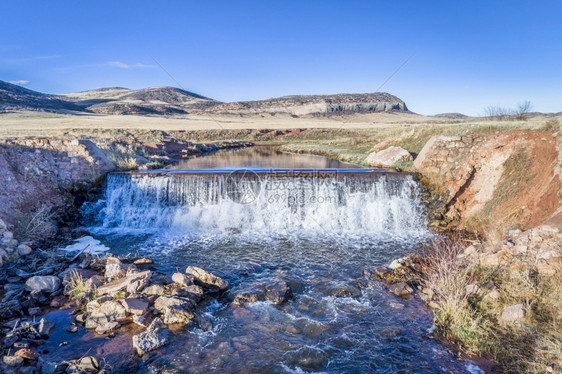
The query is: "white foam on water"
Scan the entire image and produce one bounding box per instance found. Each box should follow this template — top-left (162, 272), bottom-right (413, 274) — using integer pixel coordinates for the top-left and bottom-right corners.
top-left (60, 235), bottom-right (110, 254)
top-left (465, 363), bottom-right (485, 374)
top-left (85, 172), bottom-right (428, 237)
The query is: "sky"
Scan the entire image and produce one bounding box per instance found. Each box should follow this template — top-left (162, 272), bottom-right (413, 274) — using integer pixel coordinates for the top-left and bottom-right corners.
top-left (1, 1), bottom-right (561, 116)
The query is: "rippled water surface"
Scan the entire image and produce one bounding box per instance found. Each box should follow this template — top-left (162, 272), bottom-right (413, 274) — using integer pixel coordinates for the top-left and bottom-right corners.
top-left (69, 147), bottom-right (477, 373)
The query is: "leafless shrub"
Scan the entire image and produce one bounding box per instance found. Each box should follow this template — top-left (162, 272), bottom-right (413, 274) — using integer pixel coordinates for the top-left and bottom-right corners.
top-left (419, 235), bottom-right (473, 308)
top-left (12, 204), bottom-right (57, 241)
top-left (514, 101), bottom-right (533, 121)
top-left (484, 105), bottom-right (512, 121)
top-left (483, 101), bottom-right (532, 121)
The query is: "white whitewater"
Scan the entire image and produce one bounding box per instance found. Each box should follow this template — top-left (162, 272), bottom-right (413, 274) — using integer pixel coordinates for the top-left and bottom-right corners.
top-left (85, 171), bottom-right (427, 235)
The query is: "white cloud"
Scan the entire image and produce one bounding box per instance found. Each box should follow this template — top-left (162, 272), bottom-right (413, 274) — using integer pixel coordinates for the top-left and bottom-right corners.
top-left (106, 61), bottom-right (155, 69)
top-left (8, 80), bottom-right (29, 85)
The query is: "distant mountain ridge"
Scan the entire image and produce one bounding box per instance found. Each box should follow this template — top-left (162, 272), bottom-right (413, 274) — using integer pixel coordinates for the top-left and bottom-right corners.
top-left (0, 80), bottom-right (408, 116)
top-left (0, 80), bottom-right (81, 112)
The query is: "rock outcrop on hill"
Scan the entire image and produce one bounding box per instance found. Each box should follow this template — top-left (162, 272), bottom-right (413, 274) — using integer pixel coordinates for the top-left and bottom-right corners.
top-left (205, 92), bottom-right (408, 115)
top-left (0, 80), bottom-right (408, 116)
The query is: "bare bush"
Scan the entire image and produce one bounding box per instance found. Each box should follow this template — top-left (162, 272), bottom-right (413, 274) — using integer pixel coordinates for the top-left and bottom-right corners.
top-left (484, 105), bottom-right (512, 121)
top-left (12, 204), bottom-right (57, 241)
top-left (420, 235), bottom-right (473, 308)
top-left (514, 101), bottom-right (533, 121)
top-left (483, 101), bottom-right (532, 121)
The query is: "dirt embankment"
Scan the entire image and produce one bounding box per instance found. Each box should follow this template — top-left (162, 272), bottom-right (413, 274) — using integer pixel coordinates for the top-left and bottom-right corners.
top-left (0, 139), bottom-right (115, 240)
top-left (415, 130), bottom-right (562, 231)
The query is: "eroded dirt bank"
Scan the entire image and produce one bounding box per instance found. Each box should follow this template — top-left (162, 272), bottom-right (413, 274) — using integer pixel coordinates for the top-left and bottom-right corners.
top-left (415, 130), bottom-right (562, 231)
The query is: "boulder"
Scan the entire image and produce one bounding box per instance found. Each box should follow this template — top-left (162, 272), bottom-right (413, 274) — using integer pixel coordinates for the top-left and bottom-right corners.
top-left (85, 300), bottom-right (127, 328)
top-left (14, 348), bottom-right (39, 360)
top-left (78, 356), bottom-right (100, 372)
top-left (536, 258), bottom-right (561, 276)
top-left (389, 258), bottom-right (404, 270)
top-left (37, 318), bottom-right (56, 337)
top-left (372, 266), bottom-right (395, 283)
top-left (95, 321), bottom-right (121, 335)
top-left (120, 298), bottom-right (149, 316)
top-left (96, 270), bottom-right (151, 296)
top-left (172, 272), bottom-right (195, 287)
top-left (84, 275), bottom-right (105, 293)
top-left (479, 249), bottom-right (512, 267)
top-left (17, 244), bottom-right (32, 256)
top-left (143, 284), bottom-right (165, 296)
top-left (25, 276), bottom-right (61, 293)
top-left (3, 355), bottom-right (23, 368)
top-left (484, 289), bottom-right (500, 300)
top-left (30, 290), bottom-right (48, 304)
top-left (28, 307), bottom-right (42, 316)
top-left (127, 276), bottom-right (150, 294)
top-left (153, 296), bottom-right (193, 313)
top-left (171, 285), bottom-right (205, 303)
top-left (133, 257), bottom-right (153, 265)
top-left (105, 257), bottom-right (139, 279)
top-left (232, 291), bottom-right (265, 307)
top-left (501, 303), bottom-right (525, 322)
top-left (387, 282), bottom-right (414, 299)
top-left (132, 318), bottom-right (170, 355)
top-left (163, 305), bottom-right (194, 325)
top-left (265, 281), bottom-right (293, 305)
top-left (185, 266), bottom-right (229, 291)
top-left (50, 295), bottom-right (67, 308)
top-left (325, 285), bottom-right (361, 298)
top-left (365, 146), bottom-right (413, 168)
top-left (133, 315), bottom-right (149, 327)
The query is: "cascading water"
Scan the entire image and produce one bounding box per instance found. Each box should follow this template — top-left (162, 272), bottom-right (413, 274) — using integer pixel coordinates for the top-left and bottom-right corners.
top-left (70, 156), bottom-right (478, 373)
top-left (85, 170), bottom-right (427, 236)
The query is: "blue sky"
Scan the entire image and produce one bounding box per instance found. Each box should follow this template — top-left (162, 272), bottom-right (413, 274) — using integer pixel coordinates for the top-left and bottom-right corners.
top-left (1, 1), bottom-right (561, 115)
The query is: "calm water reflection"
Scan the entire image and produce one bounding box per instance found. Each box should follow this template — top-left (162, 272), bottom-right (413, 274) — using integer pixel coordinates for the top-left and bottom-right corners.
top-left (167, 146), bottom-right (361, 169)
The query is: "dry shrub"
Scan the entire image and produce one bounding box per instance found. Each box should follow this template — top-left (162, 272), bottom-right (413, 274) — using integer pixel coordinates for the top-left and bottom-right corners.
top-left (420, 235), bottom-right (470, 306)
top-left (419, 235), bottom-right (495, 352)
top-left (64, 269), bottom-right (86, 297)
top-left (420, 234), bottom-right (562, 372)
top-left (12, 204), bottom-right (57, 242)
top-left (97, 142), bottom-right (141, 170)
top-left (542, 118), bottom-right (560, 131)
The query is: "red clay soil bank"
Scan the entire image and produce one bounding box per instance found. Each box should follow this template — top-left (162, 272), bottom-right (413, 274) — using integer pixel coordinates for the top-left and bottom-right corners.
top-left (415, 130), bottom-right (562, 230)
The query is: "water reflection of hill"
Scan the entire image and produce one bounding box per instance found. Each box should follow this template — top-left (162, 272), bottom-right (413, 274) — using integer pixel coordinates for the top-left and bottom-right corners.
top-left (168, 146), bottom-right (361, 169)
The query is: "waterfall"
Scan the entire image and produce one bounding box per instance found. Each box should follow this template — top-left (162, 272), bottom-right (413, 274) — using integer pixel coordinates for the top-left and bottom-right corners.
top-left (84, 170), bottom-right (427, 235)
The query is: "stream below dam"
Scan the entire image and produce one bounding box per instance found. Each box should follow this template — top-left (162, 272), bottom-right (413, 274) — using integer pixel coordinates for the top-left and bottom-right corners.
top-left (44, 147), bottom-right (482, 373)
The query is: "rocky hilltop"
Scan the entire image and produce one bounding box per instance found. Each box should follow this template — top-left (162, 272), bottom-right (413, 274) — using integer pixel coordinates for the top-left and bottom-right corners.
top-left (0, 80), bottom-right (408, 116)
top-left (205, 92), bottom-right (407, 115)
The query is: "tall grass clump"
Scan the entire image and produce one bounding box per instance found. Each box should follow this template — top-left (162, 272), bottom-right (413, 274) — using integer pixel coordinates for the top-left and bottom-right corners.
top-left (419, 235), bottom-right (562, 373)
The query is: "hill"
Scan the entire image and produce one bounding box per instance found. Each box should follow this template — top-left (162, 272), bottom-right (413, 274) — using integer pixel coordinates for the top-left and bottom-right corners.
top-left (0, 81), bottom-right (81, 113)
top-left (0, 80), bottom-right (409, 116)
